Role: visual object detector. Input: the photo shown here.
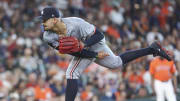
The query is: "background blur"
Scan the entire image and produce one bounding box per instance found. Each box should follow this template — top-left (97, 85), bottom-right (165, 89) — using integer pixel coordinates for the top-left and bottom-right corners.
top-left (0, 0), bottom-right (180, 101)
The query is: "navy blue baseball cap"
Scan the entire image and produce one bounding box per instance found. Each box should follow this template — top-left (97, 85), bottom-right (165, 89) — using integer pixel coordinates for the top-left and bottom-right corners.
top-left (37, 7), bottom-right (61, 22)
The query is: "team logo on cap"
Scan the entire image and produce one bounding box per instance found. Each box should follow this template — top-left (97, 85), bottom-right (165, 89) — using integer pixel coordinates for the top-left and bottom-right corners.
top-left (41, 10), bottom-right (44, 15)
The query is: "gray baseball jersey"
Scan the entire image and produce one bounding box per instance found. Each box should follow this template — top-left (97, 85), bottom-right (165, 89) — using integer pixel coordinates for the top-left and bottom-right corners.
top-left (43, 17), bottom-right (123, 79)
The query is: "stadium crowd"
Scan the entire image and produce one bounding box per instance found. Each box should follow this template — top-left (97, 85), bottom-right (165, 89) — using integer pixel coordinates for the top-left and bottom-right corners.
top-left (0, 0), bottom-right (180, 101)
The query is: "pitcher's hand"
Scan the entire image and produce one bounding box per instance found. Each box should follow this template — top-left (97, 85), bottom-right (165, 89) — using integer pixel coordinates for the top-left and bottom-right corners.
top-left (97, 51), bottom-right (109, 59)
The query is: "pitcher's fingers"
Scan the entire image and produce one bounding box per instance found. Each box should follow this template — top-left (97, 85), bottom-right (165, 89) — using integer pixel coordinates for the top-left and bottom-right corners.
top-left (104, 53), bottom-right (109, 56)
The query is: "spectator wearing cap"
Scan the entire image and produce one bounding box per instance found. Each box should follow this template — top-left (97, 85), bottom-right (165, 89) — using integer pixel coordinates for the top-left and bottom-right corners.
top-left (146, 25), bottom-right (164, 44)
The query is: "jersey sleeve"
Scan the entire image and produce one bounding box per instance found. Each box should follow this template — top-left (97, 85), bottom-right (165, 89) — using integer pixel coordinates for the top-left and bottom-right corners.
top-left (43, 31), bottom-right (59, 48)
top-left (70, 49), bottom-right (98, 58)
top-left (78, 18), bottom-right (96, 39)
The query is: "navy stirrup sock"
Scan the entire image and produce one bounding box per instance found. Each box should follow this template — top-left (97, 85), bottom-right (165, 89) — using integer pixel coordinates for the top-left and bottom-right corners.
top-left (65, 79), bottom-right (78, 101)
top-left (119, 47), bottom-right (153, 65)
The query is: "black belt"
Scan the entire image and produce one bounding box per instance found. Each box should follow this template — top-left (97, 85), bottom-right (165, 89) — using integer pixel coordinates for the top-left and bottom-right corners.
top-left (161, 80), bottom-right (169, 82)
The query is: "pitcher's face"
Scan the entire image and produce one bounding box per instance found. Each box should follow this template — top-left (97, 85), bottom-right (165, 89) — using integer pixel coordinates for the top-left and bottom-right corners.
top-left (42, 18), bottom-right (56, 31)
top-left (42, 18), bottom-right (66, 35)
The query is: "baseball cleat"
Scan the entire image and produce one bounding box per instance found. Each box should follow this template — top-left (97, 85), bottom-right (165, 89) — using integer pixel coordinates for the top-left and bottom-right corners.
top-left (150, 41), bottom-right (172, 61)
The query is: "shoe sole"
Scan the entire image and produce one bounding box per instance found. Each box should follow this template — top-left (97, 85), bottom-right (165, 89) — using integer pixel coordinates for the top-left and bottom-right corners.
top-left (151, 42), bottom-right (172, 61)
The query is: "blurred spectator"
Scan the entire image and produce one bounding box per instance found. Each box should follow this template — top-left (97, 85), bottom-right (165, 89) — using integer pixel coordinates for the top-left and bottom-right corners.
top-left (142, 68), bottom-right (153, 95)
top-left (34, 77), bottom-right (53, 100)
top-left (146, 25), bottom-right (164, 44)
top-left (108, 5), bottom-right (124, 26)
top-left (21, 88), bottom-right (35, 101)
top-left (100, 84), bottom-right (114, 101)
top-left (26, 73), bottom-right (37, 88)
top-left (68, 0), bottom-right (86, 17)
top-left (138, 86), bottom-right (148, 97)
top-left (113, 82), bottom-right (127, 101)
top-left (80, 82), bottom-right (94, 101)
top-left (19, 48), bottom-right (38, 74)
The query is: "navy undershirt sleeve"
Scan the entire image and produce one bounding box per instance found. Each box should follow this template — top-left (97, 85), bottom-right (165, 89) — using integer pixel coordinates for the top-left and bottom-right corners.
top-left (70, 49), bottom-right (98, 58)
top-left (84, 28), bottom-right (104, 47)
top-left (52, 46), bottom-right (98, 58)
top-left (70, 28), bottom-right (104, 58)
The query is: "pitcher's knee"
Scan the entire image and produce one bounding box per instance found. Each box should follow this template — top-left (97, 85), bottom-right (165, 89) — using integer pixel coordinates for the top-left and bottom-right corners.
top-left (109, 63), bottom-right (123, 69)
top-left (109, 57), bottom-right (123, 69)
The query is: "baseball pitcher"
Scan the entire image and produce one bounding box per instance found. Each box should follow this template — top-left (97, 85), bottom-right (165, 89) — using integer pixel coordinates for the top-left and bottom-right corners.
top-left (38, 7), bottom-right (172, 101)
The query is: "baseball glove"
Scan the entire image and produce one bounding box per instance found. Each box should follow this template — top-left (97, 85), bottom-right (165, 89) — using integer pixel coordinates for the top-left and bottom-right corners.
top-left (59, 36), bottom-right (84, 54)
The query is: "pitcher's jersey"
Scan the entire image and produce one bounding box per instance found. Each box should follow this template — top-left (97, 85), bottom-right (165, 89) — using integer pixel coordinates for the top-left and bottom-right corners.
top-left (43, 17), bottom-right (95, 48)
top-left (42, 17), bottom-right (123, 77)
top-left (62, 17), bottom-right (95, 39)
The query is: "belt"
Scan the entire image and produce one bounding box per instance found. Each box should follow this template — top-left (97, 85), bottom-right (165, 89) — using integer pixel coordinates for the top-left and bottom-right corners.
top-left (161, 80), bottom-right (169, 82)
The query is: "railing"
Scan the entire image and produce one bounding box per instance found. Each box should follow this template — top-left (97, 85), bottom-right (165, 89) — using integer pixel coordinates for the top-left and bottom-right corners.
top-left (127, 94), bottom-right (180, 101)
